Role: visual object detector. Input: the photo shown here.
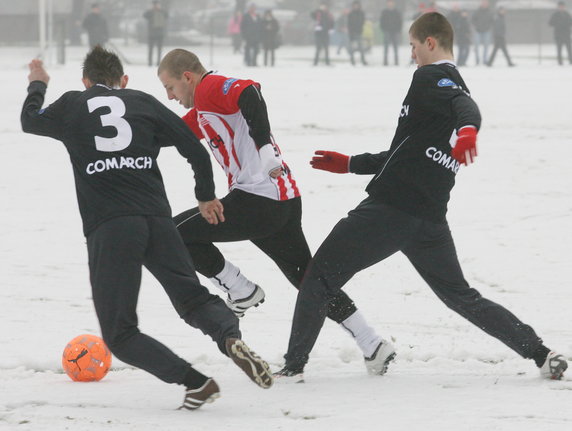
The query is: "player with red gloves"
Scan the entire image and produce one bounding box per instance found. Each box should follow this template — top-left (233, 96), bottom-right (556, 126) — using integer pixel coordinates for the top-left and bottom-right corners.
top-left (278, 12), bottom-right (567, 381)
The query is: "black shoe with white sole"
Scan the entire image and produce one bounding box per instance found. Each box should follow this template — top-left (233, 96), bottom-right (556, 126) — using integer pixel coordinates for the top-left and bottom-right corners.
top-left (273, 366), bottom-right (305, 383)
top-left (179, 378), bottom-right (220, 410)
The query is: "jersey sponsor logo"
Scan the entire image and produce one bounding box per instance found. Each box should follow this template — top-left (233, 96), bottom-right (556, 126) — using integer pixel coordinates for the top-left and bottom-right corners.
top-left (86, 156), bottom-right (153, 175)
top-left (208, 134), bottom-right (224, 149)
top-left (437, 78), bottom-right (458, 88)
top-left (222, 78), bottom-right (238, 95)
top-left (400, 104), bottom-right (410, 118)
top-left (425, 147), bottom-right (460, 173)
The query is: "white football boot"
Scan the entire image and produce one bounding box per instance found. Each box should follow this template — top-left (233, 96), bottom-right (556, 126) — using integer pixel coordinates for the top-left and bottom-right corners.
top-left (364, 339), bottom-right (396, 376)
top-left (226, 284), bottom-right (266, 318)
top-left (539, 351), bottom-right (568, 380)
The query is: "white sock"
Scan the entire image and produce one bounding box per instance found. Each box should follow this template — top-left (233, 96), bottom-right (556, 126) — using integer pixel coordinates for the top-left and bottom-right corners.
top-left (340, 310), bottom-right (383, 358)
top-left (209, 260), bottom-right (256, 301)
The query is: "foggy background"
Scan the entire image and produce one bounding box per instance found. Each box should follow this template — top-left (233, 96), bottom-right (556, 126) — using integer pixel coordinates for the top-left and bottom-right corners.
top-left (0, 0), bottom-right (567, 65)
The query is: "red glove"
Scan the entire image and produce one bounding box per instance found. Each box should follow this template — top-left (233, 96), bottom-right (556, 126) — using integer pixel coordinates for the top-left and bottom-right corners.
top-left (451, 127), bottom-right (478, 166)
top-left (310, 150), bottom-right (350, 173)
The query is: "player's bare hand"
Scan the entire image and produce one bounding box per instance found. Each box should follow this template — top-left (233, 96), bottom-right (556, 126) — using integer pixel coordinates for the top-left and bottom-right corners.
top-left (269, 166), bottom-right (283, 179)
top-left (199, 199), bottom-right (225, 225)
top-left (28, 59), bottom-right (50, 84)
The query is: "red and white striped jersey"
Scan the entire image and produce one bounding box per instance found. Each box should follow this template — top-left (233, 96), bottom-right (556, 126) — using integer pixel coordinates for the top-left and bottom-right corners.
top-left (182, 74), bottom-right (299, 201)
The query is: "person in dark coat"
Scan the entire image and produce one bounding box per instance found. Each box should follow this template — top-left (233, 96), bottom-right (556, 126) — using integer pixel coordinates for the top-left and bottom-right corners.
top-left (487, 7), bottom-right (515, 67)
top-left (82, 3), bottom-right (108, 49)
top-left (143, 0), bottom-right (168, 67)
top-left (449, 4), bottom-right (472, 67)
top-left (379, 0), bottom-right (402, 66)
top-left (347, 1), bottom-right (367, 65)
top-left (471, 0), bottom-right (494, 65)
top-left (241, 3), bottom-right (262, 67)
top-left (261, 9), bottom-right (280, 67)
top-left (549, 1), bottom-right (572, 65)
top-left (311, 1), bottom-right (335, 66)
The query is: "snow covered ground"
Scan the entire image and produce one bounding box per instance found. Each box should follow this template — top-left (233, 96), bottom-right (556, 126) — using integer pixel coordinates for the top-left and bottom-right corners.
top-left (1, 41), bottom-right (571, 430)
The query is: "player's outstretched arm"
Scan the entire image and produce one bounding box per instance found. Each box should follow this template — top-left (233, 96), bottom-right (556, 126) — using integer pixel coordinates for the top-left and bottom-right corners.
top-left (21, 58), bottom-right (66, 139)
top-left (153, 99), bottom-right (217, 202)
top-left (312, 150), bottom-right (389, 175)
top-left (28, 59), bottom-right (50, 84)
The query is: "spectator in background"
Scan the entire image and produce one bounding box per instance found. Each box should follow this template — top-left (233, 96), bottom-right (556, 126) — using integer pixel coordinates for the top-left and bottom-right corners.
top-left (448, 3), bottom-right (471, 67)
top-left (262, 9), bottom-right (280, 67)
top-left (241, 3), bottom-right (262, 67)
top-left (471, 0), bottom-right (494, 65)
top-left (362, 16), bottom-right (375, 54)
top-left (347, 1), bottom-right (367, 66)
top-left (549, 1), bottom-right (572, 65)
top-left (457, 9), bottom-right (472, 67)
top-left (311, 1), bottom-right (335, 66)
top-left (335, 8), bottom-right (350, 55)
top-left (487, 6), bottom-right (515, 67)
top-left (144, 0), bottom-right (168, 67)
top-left (380, 0), bottom-right (403, 66)
top-left (228, 10), bottom-right (243, 54)
top-left (82, 3), bottom-right (108, 49)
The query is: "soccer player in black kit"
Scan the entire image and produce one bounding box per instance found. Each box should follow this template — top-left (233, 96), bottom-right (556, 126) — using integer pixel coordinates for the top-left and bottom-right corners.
top-left (20, 47), bottom-right (273, 410)
top-left (276, 12), bottom-right (568, 381)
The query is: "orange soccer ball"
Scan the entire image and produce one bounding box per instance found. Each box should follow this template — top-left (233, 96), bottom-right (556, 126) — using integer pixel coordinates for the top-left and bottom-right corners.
top-left (62, 334), bottom-right (112, 382)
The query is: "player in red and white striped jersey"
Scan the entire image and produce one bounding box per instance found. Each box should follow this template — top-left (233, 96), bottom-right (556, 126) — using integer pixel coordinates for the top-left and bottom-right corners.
top-left (158, 49), bottom-right (392, 375)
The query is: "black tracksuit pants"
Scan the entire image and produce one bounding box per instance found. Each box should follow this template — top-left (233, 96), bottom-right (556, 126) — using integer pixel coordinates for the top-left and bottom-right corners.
top-left (285, 197), bottom-right (543, 369)
top-left (87, 215), bottom-right (240, 385)
top-left (174, 189), bottom-right (357, 323)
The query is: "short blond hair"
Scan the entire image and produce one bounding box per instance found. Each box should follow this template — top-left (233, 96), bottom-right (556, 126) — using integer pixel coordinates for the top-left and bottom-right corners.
top-left (158, 49), bottom-right (206, 78)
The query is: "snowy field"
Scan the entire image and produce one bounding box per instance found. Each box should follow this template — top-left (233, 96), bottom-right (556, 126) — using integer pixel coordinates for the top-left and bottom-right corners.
top-left (1, 41), bottom-right (572, 430)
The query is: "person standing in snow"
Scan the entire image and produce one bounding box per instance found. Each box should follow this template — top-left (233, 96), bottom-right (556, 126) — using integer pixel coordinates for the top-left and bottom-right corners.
top-left (549, 1), bottom-right (572, 65)
top-left (487, 6), bottom-right (515, 67)
top-left (143, 0), bottom-right (168, 66)
top-left (82, 3), bottom-right (108, 49)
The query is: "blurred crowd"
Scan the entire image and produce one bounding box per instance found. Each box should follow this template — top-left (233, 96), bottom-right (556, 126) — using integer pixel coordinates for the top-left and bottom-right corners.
top-left (77, 0), bottom-right (572, 67)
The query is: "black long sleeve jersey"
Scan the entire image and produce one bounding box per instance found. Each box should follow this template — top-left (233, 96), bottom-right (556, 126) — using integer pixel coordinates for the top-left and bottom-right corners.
top-left (21, 81), bottom-right (215, 236)
top-left (350, 62), bottom-right (481, 223)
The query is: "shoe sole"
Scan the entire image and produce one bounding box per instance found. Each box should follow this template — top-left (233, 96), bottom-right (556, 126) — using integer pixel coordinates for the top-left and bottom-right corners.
top-left (273, 372), bottom-right (305, 384)
top-left (229, 340), bottom-right (273, 389)
top-left (228, 286), bottom-right (266, 318)
top-left (232, 298), bottom-right (265, 318)
top-left (379, 352), bottom-right (396, 375)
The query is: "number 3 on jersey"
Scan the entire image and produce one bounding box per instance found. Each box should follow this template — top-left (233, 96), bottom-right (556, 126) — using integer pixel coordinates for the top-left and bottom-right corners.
top-left (87, 96), bottom-right (132, 152)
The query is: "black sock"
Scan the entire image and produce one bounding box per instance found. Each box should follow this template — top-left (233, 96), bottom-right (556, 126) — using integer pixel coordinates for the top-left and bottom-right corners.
top-left (532, 344), bottom-right (551, 368)
top-left (182, 367), bottom-right (208, 390)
